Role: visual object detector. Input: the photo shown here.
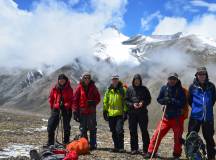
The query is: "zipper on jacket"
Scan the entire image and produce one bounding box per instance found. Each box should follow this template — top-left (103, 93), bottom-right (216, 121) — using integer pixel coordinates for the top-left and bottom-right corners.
top-left (203, 92), bottom-right (207, 121)
top-left (199, 86), bottom-right (206, 121)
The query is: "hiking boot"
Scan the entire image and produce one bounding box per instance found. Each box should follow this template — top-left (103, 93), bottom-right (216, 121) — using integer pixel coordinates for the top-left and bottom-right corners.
top-left (173, 153), bottom-right (181, 160)
top-left (118, 149), bottom-right (126, 153)
top-left (111, 148), bottom-right (119, 153)
top-left (30, 150), bottom-right (40, 160)
top-left (90, 146), bottom-right (97, 151)
top-left (131, 150), bottom-right (139, 155)
top-left (144, 152), bottom-right (157, 159)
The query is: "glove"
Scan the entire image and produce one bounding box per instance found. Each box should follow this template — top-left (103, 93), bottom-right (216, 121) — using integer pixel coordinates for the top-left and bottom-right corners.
top-left (73, 111), bottom-right (80, 122)
top-left (103, 111), bottom-right (109, 121)
top-left (123, 112), bottom-right (128, 121)
top-left (171, 98), bottom-right (177, 105)
top-left (163, 97), bottom-right (172, 105)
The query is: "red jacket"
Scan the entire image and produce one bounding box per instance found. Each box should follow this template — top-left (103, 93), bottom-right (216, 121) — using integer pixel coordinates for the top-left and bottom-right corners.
top-left (73, 81), bottom-right (100, 114)
top-left (49, 81), bottom-right (73, 110)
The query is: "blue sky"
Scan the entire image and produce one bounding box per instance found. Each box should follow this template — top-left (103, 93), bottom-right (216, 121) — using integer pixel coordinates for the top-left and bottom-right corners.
top-left (1, 0), bottom-right (216, 68)
top-left (11, 0), bottom-right (216, 36)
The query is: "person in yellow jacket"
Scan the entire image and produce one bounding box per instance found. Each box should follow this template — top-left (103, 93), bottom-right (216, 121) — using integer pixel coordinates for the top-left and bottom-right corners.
top-left (103, 74), bottom-right (128, 153)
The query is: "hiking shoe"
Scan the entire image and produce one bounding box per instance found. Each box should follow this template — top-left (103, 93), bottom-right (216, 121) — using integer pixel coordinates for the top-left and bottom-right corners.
top-left (144, 152), bottom-right (157, 159)
top-left (30, 150), bottom-right (40, 160)
top-left (131, 150), bottom-right (139, 155)
top-left (90, 146), bottom-right (97, 151)
top-left (118, 149), bottom-right (126, 153)
top-left (111, 148), bottom-right (119, 153)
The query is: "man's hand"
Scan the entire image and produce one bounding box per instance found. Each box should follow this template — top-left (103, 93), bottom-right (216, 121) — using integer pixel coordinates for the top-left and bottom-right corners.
top-left (133, 103), bottom-right (140, 109)
top-left (163, 97), bottom-right (171, 105)
top-left (138, 101), bottom-right (144, 108)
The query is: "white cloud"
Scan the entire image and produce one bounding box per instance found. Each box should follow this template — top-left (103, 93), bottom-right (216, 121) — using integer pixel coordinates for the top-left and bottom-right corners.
top-left (165, 0), bottom-right (199, 15)
top-left (153, 17), bottom-right (187, 35)
top-left (68, 0), bottom-right (80, 6)
top-left (191, 0), bottom-right (216, 12)
top-left (140, 11), bottom-right (162, 31)
top-left (91, 0), bottom-right (127, 28)
top-left (153, 14), bottom-right (216, 38)
top-left (0, 0), bottom-right (127, 68)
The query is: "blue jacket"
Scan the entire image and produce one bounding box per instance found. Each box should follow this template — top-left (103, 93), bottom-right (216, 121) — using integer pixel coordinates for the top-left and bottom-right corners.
top-left (189, 78), bottom-right (216, 121)
top-left (157, 81), bottom-right (186, 119)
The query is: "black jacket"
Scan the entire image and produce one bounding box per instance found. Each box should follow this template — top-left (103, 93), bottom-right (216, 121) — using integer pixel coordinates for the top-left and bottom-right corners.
top-left (157, 80), bottom-right (186, 119)
top-left (125, 74), bottom-right (151, 113)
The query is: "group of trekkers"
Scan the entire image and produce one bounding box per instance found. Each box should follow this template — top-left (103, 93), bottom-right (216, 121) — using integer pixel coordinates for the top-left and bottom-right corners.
top-left (47, 66), bottom-right (216, 160)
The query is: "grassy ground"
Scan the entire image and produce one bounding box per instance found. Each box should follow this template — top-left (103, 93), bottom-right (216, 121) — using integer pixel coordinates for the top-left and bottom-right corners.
top-left (0, 110), bottom-right (210, 160)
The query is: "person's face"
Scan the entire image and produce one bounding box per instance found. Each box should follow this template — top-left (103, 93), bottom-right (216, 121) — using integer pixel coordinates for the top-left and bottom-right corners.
top-left (134, 79), bottom-right (141, 86)
top-left (112, 78), bottom-right (119, 87)
top-left (197, 72), bottom-right (207, 84)
top-left (83, 76), bottom-right (91, 85)
top-left (58, 79), bottom-right (66, 86)
top-left (168, 77), bottom-right (178, 87)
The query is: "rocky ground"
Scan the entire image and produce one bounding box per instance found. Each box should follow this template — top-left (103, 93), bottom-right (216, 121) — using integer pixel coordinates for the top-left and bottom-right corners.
top-left (0, 109), bottom-right (203, 160)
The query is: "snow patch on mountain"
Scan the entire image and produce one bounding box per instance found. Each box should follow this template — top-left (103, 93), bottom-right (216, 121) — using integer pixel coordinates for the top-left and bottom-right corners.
top-left (92, 27), bottom-right (140, 66)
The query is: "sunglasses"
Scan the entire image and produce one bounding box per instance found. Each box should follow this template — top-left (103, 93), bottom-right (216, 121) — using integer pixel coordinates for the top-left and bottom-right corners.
top-left (197, 73), bottom-right (206, 76)
top-left (168, 77), bottom-right (177, 80)
top-left (84, 76), bottom-right (90, 80)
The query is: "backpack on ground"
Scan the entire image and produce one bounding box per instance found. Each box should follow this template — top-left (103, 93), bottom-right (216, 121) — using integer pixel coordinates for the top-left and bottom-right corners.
top-left (184, 131), bottom-right (207, 160)
top-left (30, 143), bottom-right (78, 160)
top-left (66, 137), bottom-right (89, 155)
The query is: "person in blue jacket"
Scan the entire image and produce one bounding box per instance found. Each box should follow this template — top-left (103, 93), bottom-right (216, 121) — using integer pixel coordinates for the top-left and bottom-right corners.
top-left (188, 67), bottom-right (216, 160)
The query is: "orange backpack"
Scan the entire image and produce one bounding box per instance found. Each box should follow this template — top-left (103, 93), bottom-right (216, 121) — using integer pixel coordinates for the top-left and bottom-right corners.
top-left (66, 137), bottom-right (89, 155)
top-left (182, 87), bottom-right (189, 120)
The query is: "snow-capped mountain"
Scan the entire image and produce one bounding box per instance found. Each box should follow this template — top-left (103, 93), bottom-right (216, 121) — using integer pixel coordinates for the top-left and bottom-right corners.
top-left (92, 27), bottom-right (139, 66)
top-left (93, 28), bottom-right (216, 66)
top-left (1, 28), bottom-right (216, 115)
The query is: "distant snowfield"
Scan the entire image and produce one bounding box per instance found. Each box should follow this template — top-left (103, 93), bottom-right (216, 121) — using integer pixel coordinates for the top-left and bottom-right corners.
top-left (92, 28), bottom-right (140, 66)
top-left (0, 143), bottom-right (37, 158)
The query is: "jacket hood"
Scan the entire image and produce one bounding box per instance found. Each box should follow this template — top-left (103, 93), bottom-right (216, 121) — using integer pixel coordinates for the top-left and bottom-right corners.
top-left (132, 74), bottom-right (142, 87)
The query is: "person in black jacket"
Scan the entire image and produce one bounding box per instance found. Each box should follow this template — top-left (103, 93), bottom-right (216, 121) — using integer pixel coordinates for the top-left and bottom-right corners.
top-left (125, 74), bottom-right (151, 155)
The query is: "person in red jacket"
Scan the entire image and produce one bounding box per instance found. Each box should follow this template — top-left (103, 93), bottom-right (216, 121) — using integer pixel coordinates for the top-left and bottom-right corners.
top-left (47, 74), bottom-right (73, 146)
top-left (73, 72), bottom-right (100, 150)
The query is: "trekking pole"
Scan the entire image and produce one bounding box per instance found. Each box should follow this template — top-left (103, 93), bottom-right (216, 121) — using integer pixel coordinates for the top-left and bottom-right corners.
top-left (150, 105), bottom-right (167, 160)
top-left (55, 109), bottom-right (64, 145)
top-left (60, 109), bottom-right (64, 144)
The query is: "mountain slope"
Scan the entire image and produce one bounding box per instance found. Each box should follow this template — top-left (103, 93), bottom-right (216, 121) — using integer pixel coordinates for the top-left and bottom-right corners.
top-left (0, 29), bottom-right (216, 126)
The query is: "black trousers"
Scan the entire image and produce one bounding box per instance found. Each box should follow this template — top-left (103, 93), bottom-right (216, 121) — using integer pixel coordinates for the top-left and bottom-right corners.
top-left (188, 118), bottom-right (215, 159)
top-left (108, 116), bottom-right (124, 150)
top-left (128, 111), bottom-right (150, 152)
top-left (47, 108), bottom-right (72, 145)
top-left (79, 113), bottom-right (97, 148)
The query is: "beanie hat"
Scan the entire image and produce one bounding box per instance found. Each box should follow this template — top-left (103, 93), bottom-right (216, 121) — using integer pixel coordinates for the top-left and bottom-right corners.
top-left (168, 72), bottom-right (179, 79)
top-left (196, 67), bottom-right (207, 74)
top-left (58, 74), bottom-right (68, 81)
top-left (81, 72), bottom-right (91, 79)
top-left (111, 74), bottom-right (119, 80)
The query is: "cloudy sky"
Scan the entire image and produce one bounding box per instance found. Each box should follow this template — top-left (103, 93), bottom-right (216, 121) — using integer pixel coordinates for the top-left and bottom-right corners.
top-left (13, 0), bottom-right (216, 36)
top-left (1, 0), bottom-right (216, 68)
